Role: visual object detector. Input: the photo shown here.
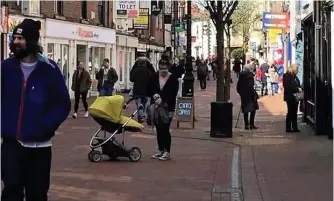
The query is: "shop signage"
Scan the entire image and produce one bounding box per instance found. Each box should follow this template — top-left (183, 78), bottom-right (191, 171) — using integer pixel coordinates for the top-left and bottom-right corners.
top-left (295, 40), bottom-right (304, 85)
top-left (7, 15), bottom-right (44, 34)
top-left (262, 12), bottom-right (289, 30)
top-left (134, 8), bottom-right (149, 30)
top-left (151, 0), bottom-right (164, 16)
top-left (116, 0), bottom-right (139, 19)
top-left (45, 19), bottom-right (116, 44)
top-left (0, 7), bottom-right (9, 33)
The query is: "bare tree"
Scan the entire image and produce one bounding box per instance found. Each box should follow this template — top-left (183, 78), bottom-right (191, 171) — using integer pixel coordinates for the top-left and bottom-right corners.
top-left (204, 1), bottom-right (238, 101)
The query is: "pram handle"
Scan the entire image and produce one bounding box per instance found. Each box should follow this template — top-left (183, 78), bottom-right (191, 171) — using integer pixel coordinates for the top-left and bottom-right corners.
top-left (123, 97), bottom-right (135, 109)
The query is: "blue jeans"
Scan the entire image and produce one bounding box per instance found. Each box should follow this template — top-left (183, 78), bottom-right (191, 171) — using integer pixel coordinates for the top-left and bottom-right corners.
top-left (135, 96), bottom-right (148, 119)
top-left (99, 82), bottom-right (114, 96)
top-left (271, 83), bottom-right (279, 94)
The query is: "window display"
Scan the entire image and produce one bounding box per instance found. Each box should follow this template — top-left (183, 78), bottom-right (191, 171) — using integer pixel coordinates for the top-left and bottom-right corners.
top-left (89, 47), bottom-right (105, 78)
top-left (47, 43), bottom-right (54, 60)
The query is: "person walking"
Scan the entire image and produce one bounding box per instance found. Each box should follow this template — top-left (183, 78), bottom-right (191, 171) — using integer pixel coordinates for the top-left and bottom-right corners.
top-left (232, 57), bottom-right (242, 78)
top-left (283, 64), bottom-right (302, 133)
top-left (96, 58), bottom-right (118, 96)
top-left (1, 19), bottom-right (71, 201)
top-left (130, 56), bottom-right (152, 123)
top-left (268, 62), bottom-right (279, 96)
top-left (150, 55), bottom-right (179, 161)
top-left (197, 58), bottom-right (208, 91)
top-left (237, 64), bottom-right (259, 130)
top-left (71, 61), bottom-right (92, 118)
top-left (260, 60), bottom-right (270, 96)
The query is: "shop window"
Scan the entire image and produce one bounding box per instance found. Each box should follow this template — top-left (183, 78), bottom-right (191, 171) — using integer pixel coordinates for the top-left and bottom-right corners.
top-left (29, 0), bottom-right (40, 16)
top-left (89, 47), bottom-right (105, 79)
top-left (60, 44), bottom-right (69, 88)
top-left (119, 51), bottom-right (124, 82)
top-left (47, 43), bottom-right (54, 60)
top-left (98, 0), bottom-right (105, 25)
top-left (55, 0), bottom-right (63, 15)
top-left (81, 0), bottom-right (87, 19)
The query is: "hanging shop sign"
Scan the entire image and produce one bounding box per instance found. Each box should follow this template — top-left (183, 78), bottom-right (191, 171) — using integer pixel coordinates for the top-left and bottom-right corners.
top-left (134, 8), bottom-right (149, 30)
top-left (151, 0), bottom-right (164, 16)
top-left (116, 0), bottom-right (139, 19)
top-left (262, 12), bottom-right (289, 30)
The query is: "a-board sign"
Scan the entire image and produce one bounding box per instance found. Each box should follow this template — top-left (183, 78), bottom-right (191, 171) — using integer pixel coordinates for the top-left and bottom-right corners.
top-left (176, 97), bottom-right (193, 122)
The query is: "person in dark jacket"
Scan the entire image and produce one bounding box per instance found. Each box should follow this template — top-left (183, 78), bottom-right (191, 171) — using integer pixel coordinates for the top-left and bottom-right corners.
top-left (260, 60), bottom-right (270, 96)
top-left (237, 64), bottom-right (259, 130)
top-left (150, 55), bottom-right (179, 161)
top-left (96, 58), bottom-right (118, 96)
top-left (283, 64), bottom-right (302, 133)
top-left (130, 57), bottom-right (152, 122)
top-left (71, 61), bottom-right (92, 119)
top-left (232, 58), bottom-right (242, 78)
top-left (169, 59), bottom-right (185, 78)
top-left (197, 58), bottom-right (208, 91)
top-left (1, 19), bottom-right (71, 201)
top-left (211, 59), bottom-right (217, 80)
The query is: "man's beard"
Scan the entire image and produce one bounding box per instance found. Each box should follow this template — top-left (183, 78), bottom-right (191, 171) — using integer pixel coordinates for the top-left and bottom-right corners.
top-left (10, 43), bottom-right (30, 59)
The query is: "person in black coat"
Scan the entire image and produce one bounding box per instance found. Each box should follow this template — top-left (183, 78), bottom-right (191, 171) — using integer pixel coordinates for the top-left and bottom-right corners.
top-left (130, 57), bottom-right (152, 122)
top-left (95, 58), bottom-right (118, 96)
top-left (283, 64), bottom-right (302, 132)
top-left (237, 64), bottom-right (259, 130)
top-left (232, 58), bottom-right (242, 78)
top-left (150, 56), bottom-right (179, 161)
top-left (169, 59), bottom-right (185, 79)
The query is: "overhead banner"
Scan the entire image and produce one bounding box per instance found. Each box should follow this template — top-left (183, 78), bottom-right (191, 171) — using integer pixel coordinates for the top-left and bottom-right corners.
top-left (262, 12), bottom-right (289, 30)
top-left (134, 8), bottom-right (149, 30)
top-left (116, 0), bottom-right (139, 19)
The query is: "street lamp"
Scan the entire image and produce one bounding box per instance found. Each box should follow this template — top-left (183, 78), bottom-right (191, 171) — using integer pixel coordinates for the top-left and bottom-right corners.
top-left (182, 0), bottom-right (195, 97)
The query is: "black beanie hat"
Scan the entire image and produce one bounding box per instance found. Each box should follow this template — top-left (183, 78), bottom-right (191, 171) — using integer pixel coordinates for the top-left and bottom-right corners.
top-left (12, 19), bottom-right (41, 42)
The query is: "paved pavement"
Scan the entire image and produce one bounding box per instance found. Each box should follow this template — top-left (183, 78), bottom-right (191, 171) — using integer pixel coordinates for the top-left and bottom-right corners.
top-left (50, 75), bottom-right (332, 201)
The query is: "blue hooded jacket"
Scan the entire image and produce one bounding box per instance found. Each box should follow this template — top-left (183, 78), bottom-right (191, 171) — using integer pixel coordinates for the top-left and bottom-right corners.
top-left (1, 57), bottom-right (71, 142)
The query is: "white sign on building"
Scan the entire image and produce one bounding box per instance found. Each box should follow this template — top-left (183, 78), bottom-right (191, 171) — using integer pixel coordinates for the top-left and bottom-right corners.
top-left (116, 0), bottom-right (139, 19)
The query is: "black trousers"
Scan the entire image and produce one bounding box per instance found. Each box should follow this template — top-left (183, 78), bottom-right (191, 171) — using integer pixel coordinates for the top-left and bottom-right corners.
top-left (261, 82), bottom-right (268, 95)
top-left (243, 111), bottom-right (256, 126)
top-left (200, 79), bottom-right (207, 90)
top-left (74, 90), bottom-right (88, 113)
top-left (156, 118), bottom-right (172, 152)
top-left (1, 140), bottom-right (52, 201)
top-left (286, 100), bottom-right (299, 130)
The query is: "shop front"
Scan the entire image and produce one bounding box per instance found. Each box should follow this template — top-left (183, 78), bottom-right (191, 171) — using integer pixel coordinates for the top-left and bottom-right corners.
top-left (44, 19), bottom-right (116, 98)
top-left (116, 34), bottom-right (138, 90)
top-left (302, 1), bottom-right (333, 138)
top-left (5, 14), bottom-right (45, 59)
top-left (137, 42), bottom-right (165, 70)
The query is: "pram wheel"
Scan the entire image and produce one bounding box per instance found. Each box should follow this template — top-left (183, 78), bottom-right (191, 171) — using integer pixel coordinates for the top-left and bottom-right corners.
top-left (88, 150), bottom-right (102, 162)
top-left (128, 147), bottom-right (142, 162)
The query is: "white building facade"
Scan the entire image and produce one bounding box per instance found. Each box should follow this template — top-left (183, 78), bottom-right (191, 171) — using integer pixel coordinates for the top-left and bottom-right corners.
top-left (191, 20), bottom-right (216, 59)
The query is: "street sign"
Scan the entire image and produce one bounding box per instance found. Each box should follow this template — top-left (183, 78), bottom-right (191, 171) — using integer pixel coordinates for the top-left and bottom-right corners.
top-left (134, 8), bottom-right (149, 30)
top-left (176, 97), bottom-right (195, 129)
top-left (116, 0), bottom-right (139, 19)
top-left (262, 12), bottom-right (289, 30)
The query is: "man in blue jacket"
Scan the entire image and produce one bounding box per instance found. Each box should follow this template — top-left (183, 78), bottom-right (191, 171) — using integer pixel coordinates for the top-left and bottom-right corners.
top-left (1, 19), bottom-right (71, 201)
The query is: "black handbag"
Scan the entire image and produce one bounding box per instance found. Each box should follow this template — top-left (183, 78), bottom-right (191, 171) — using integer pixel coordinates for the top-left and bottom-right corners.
top-left (293, 92), bottom-right (304, 102)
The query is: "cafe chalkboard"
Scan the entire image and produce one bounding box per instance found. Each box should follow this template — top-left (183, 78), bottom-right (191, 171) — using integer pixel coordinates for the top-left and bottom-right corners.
top-left (176, 97), bottom-right (194, 129)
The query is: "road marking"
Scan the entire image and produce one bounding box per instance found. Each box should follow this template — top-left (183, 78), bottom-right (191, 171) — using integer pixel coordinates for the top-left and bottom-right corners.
top-left (230, 147), bottom-right (242, 201)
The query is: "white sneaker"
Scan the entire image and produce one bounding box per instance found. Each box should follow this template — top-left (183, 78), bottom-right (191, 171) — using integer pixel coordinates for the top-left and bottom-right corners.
top-left (151, 151), bottom-right (163, 159)
top-left (158, 152), bottom-right (171, 161)
top-left (72, 113), bottom-right (77, 119)
top-left (84, 111), bottom-right (89, 118)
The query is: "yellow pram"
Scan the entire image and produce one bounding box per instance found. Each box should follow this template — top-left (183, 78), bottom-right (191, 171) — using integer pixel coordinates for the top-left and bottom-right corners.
top-left (87, 95), bottom-right (144, 162)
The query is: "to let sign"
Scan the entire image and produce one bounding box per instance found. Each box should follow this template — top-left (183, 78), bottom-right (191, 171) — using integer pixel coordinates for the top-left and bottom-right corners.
top-left (176, 97), bottom-right (194, 122)
top-left (116, 0), bottom-right (139, 19)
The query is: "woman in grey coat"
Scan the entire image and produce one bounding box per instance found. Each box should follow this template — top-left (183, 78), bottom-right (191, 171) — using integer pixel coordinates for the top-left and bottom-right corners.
top-left (237, 64), bottom-right (259, 130)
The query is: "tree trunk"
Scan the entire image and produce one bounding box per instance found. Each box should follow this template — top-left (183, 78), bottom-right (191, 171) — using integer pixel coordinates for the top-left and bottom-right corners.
top-left (224, 27), bottom-right (231, 101)
top-left (216, 20), bottom-right (225, 101)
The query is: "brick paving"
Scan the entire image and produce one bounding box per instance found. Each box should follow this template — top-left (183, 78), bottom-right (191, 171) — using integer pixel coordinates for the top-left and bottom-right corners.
top-left (50, 79), bottom-right (237, 201)
top-left (32, 74), bottom-right (332, 201)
